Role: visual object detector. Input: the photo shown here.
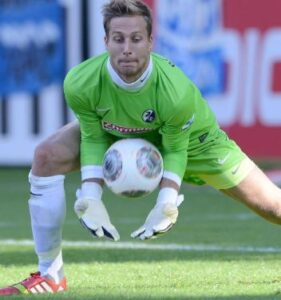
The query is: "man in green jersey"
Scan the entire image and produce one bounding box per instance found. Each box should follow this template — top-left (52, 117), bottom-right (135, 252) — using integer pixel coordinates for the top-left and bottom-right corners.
top-left (1, 0), bottom-right (281, 295)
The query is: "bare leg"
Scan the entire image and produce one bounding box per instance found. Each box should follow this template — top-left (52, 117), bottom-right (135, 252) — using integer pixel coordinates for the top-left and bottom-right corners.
top-left (221, 164), bottom-right (281, 224)
top-left (32, 121), bottom-right (80, 176)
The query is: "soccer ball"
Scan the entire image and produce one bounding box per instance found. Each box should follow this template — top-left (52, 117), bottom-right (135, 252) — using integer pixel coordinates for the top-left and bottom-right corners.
top-left (102, 138), bottom-right (163, 198)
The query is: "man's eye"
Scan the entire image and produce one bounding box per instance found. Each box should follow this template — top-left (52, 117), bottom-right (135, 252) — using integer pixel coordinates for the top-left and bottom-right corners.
top-left (132, 37), bottom-right (141, 42)
top-left (113, 37), bottom-right (122, 42)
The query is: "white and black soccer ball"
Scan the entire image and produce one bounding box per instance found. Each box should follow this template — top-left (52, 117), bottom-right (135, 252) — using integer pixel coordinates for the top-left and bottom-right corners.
top-left (102, 138), bottom-right (163, 198)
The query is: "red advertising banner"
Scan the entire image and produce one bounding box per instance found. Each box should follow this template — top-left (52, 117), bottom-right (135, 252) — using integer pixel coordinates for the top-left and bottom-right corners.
top-left (222, 0), bottom-right (281, 158)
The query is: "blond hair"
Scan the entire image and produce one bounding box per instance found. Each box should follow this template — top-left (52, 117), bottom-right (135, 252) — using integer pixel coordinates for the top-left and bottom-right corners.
top-left (102, 0), bottom-right (153, 37)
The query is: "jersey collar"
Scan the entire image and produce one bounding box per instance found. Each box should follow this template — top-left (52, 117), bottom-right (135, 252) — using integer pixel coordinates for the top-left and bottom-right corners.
top-left (106, 56), bottom-right (153, 91)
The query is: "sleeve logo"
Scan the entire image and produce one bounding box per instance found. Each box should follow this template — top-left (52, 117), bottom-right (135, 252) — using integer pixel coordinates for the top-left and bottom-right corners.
top-left (182, 114), bottom-right (195, 130)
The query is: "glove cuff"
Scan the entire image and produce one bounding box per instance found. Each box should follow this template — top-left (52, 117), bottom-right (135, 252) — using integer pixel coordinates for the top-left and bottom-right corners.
top-left (156, 187), bottom-right (178, 205)
top-left (81, 182), bottom-right (103, 201)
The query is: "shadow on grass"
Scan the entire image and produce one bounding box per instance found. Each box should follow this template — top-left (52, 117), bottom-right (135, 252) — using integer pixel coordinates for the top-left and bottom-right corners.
top-left (1, 246), bottom-right (281, 266)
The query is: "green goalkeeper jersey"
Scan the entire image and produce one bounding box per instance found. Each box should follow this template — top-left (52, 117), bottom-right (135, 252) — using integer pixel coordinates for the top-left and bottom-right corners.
top-left (64, 52), bottom-right (219, 179)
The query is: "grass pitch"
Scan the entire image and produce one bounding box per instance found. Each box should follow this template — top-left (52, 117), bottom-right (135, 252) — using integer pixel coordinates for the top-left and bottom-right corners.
top-left (0, 167), bottom-right (281, 299)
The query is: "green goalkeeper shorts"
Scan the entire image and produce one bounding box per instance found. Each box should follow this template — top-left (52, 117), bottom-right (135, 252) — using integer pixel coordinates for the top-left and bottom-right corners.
top-left (183, 129), bottom-right (255, 190)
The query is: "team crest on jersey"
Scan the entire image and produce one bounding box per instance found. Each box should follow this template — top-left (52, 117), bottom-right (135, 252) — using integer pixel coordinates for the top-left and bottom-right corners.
top-left (142, 109), bottom-right (156, 123)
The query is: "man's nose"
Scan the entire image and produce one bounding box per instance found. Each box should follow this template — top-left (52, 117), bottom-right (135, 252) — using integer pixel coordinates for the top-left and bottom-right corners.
top-left (123, 40), bottom-right (132, 55)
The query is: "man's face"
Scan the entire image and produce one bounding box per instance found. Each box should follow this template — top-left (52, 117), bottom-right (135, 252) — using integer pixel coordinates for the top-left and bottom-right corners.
top-left (105, 16), bottom-right (153, 83)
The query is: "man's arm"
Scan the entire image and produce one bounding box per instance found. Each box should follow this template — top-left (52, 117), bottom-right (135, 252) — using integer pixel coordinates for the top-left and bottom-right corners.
top-left (131, 83), bottom-right (200, 240)
top-left (64, 73), bottom-right (120, 241)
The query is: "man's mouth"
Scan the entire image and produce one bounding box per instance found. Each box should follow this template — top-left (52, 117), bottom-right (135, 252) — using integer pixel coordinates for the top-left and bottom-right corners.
top-left (119, 59), bottom-right (137, 64)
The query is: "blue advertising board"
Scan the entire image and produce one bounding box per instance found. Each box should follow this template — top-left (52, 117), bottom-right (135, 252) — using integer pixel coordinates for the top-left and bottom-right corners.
top-left (0, 0), bottom-right (65, 95)
top-left (155, 0), bottom-right (224, 96)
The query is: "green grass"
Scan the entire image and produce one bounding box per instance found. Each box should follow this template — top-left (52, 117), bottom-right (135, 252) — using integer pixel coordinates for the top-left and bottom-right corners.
top-left (0, 167), bottom-right (281, 299)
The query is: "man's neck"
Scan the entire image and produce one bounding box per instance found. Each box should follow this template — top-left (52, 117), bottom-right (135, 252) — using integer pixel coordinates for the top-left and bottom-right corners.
top-left (107, 57), bottom-right (153, 91)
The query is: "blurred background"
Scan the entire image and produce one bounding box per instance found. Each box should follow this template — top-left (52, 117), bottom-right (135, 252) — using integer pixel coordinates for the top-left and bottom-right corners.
top-left (0, 0), bottom-right (280, 173)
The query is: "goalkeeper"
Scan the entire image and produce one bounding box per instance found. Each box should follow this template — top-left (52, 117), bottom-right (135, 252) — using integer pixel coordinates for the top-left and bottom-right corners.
top-left (1, 0), bottom-right (281, 296)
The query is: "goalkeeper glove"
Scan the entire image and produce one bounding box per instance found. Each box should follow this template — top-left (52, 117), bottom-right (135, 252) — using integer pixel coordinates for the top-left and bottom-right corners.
top-left (74, 182), bottom-right (120, 241)
top-left (131, 187), bottom-right (184, 240)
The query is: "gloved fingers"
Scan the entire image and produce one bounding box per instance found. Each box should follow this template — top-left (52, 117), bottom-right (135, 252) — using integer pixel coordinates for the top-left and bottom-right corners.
top-left (133, 219), bottom-right (174, 240)
top-left (140, 228), bottom-right (154, 240)
top-left (131, 226), bottom-right (146, 238)
top-left (76, 208), bottom-right (119, 240)
top-left (139, 232), bottom-right (159, 240)
top-left (80, 217), bottom-right (120, 240)
top-left (152, 219), bottom-right (173, 233)
top-left (94, 226), bottom-right (104, 238)
top-left (144, 222), bottom-right (173, 239)
top-left (102, 226), bottom-right (120, 241)
top-left (79, 218), bottom-right (104, 238)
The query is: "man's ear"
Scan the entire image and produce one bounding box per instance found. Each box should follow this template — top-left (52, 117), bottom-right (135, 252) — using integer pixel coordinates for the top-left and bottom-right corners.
top-left (149, 35), bottom-right (153, 51)
top-left (104, 36), bottom-right (108, 49)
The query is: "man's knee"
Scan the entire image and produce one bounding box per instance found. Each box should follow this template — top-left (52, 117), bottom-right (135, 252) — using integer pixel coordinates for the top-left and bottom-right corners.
top-left (32, 140), bottom-right (63, 176)
top-left (31, 123), bottom-right (80, 176)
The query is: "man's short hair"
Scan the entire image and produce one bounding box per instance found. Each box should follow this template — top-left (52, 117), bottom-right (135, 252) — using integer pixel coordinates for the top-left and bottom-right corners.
top-left (102, 0), bottom-right (153, 37)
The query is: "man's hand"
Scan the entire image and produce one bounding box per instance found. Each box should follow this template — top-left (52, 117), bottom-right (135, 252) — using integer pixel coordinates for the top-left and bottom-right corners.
top-left (74, 183), bottom-right (120, 241)
top-left (131, 194), bottom-right (184, 240)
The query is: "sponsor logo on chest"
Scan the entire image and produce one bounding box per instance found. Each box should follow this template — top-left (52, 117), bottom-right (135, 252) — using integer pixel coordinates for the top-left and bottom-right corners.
top-left (102, 122), bottom-right (153, 134)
